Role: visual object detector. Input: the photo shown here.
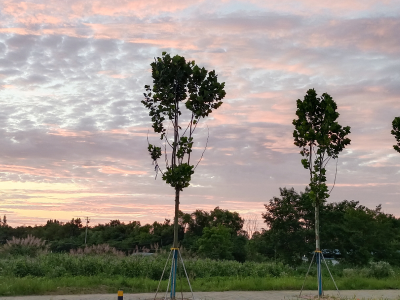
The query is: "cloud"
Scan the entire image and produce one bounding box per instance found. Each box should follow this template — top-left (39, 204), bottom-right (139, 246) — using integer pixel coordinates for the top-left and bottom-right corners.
top-left (0, 0), bottom-right (399, 226)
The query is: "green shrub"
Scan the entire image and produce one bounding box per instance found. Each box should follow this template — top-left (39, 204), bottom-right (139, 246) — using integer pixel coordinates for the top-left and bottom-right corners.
top-left (361, 261), bottom-right (395, 278)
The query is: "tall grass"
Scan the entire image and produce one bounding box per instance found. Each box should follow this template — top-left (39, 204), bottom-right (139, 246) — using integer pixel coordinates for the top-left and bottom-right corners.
top-left (0, 252), bottom-right (399, 280)
top-left (0, 238), bottom-right (399, 296)
top-left (0, 253), bottom-right (292, 279)
top-left (0, 275), bottom-right (399, 296)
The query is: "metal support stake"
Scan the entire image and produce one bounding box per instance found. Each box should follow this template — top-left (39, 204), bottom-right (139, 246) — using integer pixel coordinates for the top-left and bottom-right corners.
top-left (316, 251), bottom-right (323, 298)
top-left (178, 250), bottom-right (195, 300)
top-left (154, 250), bottom-right (172, 300)
top-left (299, 252), bottom-right (316, 298)
top-left (321, 252), bottom-right (341, 298)
top-left (154, 248), bottom-right (195, 300)
top-left (170, 249), bottom-right (178, 299)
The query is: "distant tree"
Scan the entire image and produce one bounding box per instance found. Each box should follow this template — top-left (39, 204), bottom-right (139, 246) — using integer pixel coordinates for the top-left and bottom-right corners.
top-left (210, 207), bottom-right (244, 234)
top-left (341, 203), bottom-right (400, 265)
top-left (142, 52), bottom-right (226, 250)
top-left (107, 220), bottom-right (122, 227)
top-left (293, 89), bottom-right (351, 294)
top-left (391, 117), bottom-right (400, 153)
top-left (187, 209), bottom-right (211, 237)
top-left (197, 225), bottom-right (234, 260)
top-left (244, 214), bottom-right (259, 239)
top-left (262, 187), bottom-right (314, 265)
top-left (185, 207), bottom-right (245, 237)
top-left (64, 218), bottom-right (83, 237)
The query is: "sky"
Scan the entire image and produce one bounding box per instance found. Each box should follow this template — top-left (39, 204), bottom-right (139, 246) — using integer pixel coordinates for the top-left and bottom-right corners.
top-left (0, 0), bottom-right (399, 227)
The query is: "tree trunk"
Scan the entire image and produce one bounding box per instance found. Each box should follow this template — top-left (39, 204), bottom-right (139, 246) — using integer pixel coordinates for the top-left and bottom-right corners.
top-left (315, 202), bottom-right (323, 297)
top-left (171, 186), bottom-right (180, 300)
top-left (173, 187), bottom-right (180, 248)
top-left (315, 203), bottom-right (320, 251)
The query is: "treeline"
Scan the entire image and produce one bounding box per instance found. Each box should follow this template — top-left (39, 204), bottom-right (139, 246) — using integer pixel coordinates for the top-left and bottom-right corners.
top-left (1, 187), bottom-right (399, 266)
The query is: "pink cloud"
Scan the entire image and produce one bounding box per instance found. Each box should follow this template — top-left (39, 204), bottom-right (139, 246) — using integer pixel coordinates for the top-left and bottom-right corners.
top-left (0, 164), bottom-right (64, 178)
top-left (246, 0), bottom-right (394, 15)
top-left (1, 0), bottom-right (202, 26)
top-left (98, 166), bottom-right (147, 175)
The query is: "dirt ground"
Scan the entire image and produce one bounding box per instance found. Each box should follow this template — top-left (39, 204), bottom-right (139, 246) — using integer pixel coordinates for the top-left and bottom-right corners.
top-left (0, 290), bottom-right (399, 300)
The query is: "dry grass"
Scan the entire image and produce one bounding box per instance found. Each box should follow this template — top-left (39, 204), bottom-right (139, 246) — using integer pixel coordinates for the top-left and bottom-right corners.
top-left (1, 235), bottom-right (48, 256)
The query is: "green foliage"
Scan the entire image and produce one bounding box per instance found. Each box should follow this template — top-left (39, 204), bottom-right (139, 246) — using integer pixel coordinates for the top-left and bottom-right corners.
top-left (293, 89), bottom-right (351, 204)
top-left (142, 53), bottom-right (225, 138)
top-left (197, 225), bottom-right (234, 260)
top-left (1, 202), bottom-right (400, 266)
top-left (339, 204), bottom-right (400, 265)
top-left (70, 244), bottom-right (125, 257)
top-left (186, 207), bottom-right (244, 237)
top-left (260, 188), bottom-right (400, 266)
top-left (1, 274), bottom-right (400, 296)
top-left (147, 144), bottom-right (162, 161)
top-left (142, 52), bottom-right (225, 190)
top-left (182, 207), bottom-right (246, 260)
top-left (363, 261), bottom-right (395, 278)
top-left (0, 252), bottom-right (290, 279)
top-left (261, 187), bottom-right (314, 265)
top-left (1, 275), bottom-right (400, 297)
top-left (1, 252), bottom-right (400, 282)
top-left (391, 116), bottom-right (400, 153)
top-left (162, 163), bottom-right (194, 190)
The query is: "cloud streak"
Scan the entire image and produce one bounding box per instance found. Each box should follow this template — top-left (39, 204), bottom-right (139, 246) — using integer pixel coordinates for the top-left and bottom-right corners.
top-left (0, 0), bottom-right (399, 226)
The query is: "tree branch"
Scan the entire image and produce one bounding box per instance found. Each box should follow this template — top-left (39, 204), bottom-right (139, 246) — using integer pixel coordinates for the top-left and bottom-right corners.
top-left (194, 125), bottom-right (209, 171)
top-left (182, 113), bottom-right (194, 137)
top-left (329, 157), bottom-right (339, 195)
top-left (164, 124), bottom-right (173, 151)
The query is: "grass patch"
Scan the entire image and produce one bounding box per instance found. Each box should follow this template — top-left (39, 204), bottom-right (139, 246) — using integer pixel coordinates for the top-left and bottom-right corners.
top-left (1, 275), bottom-right (399, 296)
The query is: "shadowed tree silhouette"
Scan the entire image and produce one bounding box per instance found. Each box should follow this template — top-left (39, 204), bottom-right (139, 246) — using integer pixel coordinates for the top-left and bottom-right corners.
top-left (391, 117), bottom-right (400, 153)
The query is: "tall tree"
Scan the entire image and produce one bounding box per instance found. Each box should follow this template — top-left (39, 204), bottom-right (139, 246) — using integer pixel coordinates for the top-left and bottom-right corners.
top-left (292, 89), bottom-right (351, 296)
top-left (391, 117), bottom-right (400, 153)
top-left (262, 187), bottom-right (314, 265)
top-left (142, 52), bottom-right (225, 298)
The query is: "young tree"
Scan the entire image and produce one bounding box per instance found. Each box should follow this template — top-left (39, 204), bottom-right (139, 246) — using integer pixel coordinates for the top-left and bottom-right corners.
top-left (292, 88), bottom-right (351, 296)
top-left (391, 117), bottom-right (400, 153)
top-left (142, 52), bottom-right (225, 298)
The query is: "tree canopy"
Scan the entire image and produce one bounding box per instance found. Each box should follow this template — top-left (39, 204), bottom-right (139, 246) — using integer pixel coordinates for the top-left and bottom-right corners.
top-left (142, 52), bottom-right (225, 191)
top-left (293, 88), bottom-right (351, 204)
top-left (391, 116), bottom-right (400, 153)
top-left (1, 200), bottom-right (400, 266)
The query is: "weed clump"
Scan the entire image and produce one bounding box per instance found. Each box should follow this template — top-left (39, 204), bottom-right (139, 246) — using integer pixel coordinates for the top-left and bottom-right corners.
top-left (1, 235), bottom-right (48, 257)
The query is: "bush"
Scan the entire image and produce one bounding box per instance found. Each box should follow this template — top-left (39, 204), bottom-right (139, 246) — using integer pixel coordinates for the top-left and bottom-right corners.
top-left (361, 261), bottom-right (395, 278)
top-left (1, 235), bottom-right (48, 257)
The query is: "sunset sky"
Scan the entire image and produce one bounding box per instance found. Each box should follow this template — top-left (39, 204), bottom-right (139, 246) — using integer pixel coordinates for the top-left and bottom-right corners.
top-left (0, 0), bottom-right (399, 227)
